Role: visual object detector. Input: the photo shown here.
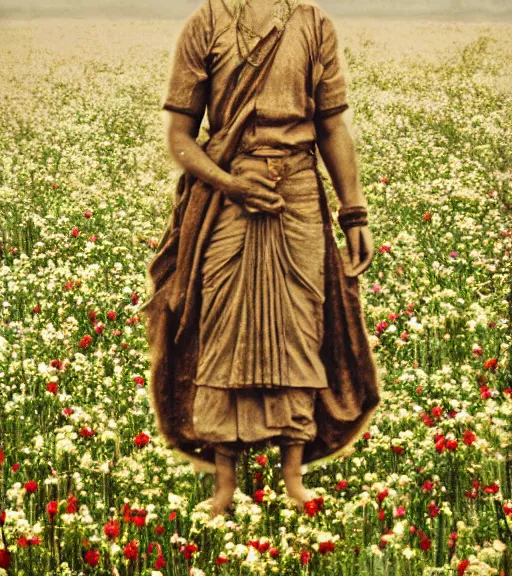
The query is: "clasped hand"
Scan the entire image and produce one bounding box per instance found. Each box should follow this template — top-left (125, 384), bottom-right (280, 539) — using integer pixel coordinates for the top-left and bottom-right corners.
top-left (220, 171), bottom-right (374, 276)
top-left (222, 170), bottom-right (286, 215)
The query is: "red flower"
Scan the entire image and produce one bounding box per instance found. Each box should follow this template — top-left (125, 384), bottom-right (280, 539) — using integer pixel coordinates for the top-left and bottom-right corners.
top-left (255, 454), bottom-right (267, 466)
top-left (419, 536), bottom-right (431, 550)
top-left (427, 503), bottom-right (440, 517)
top-left (463, 429), bottom-right (476, 446)
top-left (84, 210), bottom-right (93, 218)
top-left (71, 227), bottom-right (80, 237)
top-left (216, 555), bottom-right (230, 565)
top-left (84, 549), bottom-right (100, 566)
top-left (483, 483), bottom-right (499, 494)
top-left (458, 559), bottom-right (470, 575)
top-left (380, 177), bottom-right (389, 184)
top-left (431, 406), bottom-right (443, 418)
top-left (254, 489), bottom-right (265, 503)
top-left (131, 293), bottom-right (139, 305)
top-left (107, 310), bottom-right (116, 320)
top-left (0, 548), bottom-right (11, 569)
top-left (422, 480), bottom-right (434, 492)
top-left (155, 553), bottom-right (166, 569)
top-left (376, 489), bottom-right (388, 503)
top-left (47, 500), bottom-right (59, 521)
top-left (131, 508), bottom-right (147, 527)
top-left (104, 519), bottom-right (120, 540)
top-left (124, 540), bottom-right (139, 560)
top-left (169, 511), bottom-right (177, 522)
top-left (392, 445), bottom-right (404, 454)
top-left (269, 547), bottom-right (279, 558)
top-left (32, 305), bottom-right (41, 314)
top-left (435, 437), bottom-right (445, 454)
top-left (483, 358), bottom-right (498, 372)
top-left (80, 427), bottom-right (95, 438)
top-left (94, 323), bottom-right (105, 334)
top-left (446, 439), bottom-right (458, 451)
top-left (24, 480), bottom-right (38, 494)
top-left (394, 505), bottom-right (406, 517)
top-left (133, 376), bottom-right (145, 387)
top-left (0, 511), bottom-right (5, 526)
top-left (63, 407), bottom-right (74, 416)
top-left (304, 497), bottom-right (324, 516)
top-left (335, 479), bottom-right (348, 491)
top-left (154, 524), bottom-right (165, 535)
top-left (79, 334), bottom-right (93, 348)
top-left (423, 212), bottom-right (432, 221)
top-left (448, 531), bottom-right (458, 548)
top-left (134, 432), bottom-right (151, 448)
top-left (376, 321), bottom-right (388, 334)
top-left (46, 381), bottom-right (58, 395)
top-left (300, 550), bottom-right (311, 565)
top-left (66, 493), bottom-right (78, 514)
top-left (480, 385), bottom-right (492, 399)
top-left (17, 536), bottom-right (28, 547)
top-left (319, 541), bottom-right (335, 554)
top-left (181, 543), bottom-right (198, 560)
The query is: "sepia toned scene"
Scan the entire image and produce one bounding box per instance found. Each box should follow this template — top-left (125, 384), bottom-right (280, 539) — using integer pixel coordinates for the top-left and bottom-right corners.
top-left (0, 0), bottom-right (511, 574)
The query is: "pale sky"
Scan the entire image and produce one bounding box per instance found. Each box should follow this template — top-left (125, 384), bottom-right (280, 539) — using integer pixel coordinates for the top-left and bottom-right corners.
top-left (0, 0), bottom-right (510, 19)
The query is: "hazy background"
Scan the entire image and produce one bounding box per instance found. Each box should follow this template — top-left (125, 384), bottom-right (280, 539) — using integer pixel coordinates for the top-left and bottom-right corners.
top-left (1, 0), bottom-right (511, 20)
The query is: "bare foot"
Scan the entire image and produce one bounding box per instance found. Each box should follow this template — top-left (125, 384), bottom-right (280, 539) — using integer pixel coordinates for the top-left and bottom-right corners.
top-left (210, 448), bottom-right (238, 518)
top-left (285, 481), bottom-right (314, 510)
top-left (280, 442), bottom-right (312, 510)
top-left (210, 487), bottom-right (235, 518)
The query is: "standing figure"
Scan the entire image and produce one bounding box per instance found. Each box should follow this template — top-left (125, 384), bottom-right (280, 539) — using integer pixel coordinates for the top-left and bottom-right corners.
top-left (140, 0), bottom-right (381, 518)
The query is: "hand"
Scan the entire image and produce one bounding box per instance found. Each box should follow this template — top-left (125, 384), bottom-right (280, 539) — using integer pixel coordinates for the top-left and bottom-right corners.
top-left (343, 225), bottom-right (375, 277)
top-left (223, 171), bottom-right (286, 216)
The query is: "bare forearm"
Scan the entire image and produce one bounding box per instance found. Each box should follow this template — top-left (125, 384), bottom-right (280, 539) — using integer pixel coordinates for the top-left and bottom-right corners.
top-left (166, 126), bottom-right (234, 193)
top-left (316, 114), bottom-right (367, 208)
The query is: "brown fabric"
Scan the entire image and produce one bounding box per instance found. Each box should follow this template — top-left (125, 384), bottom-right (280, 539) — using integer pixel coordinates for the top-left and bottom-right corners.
top-left (140, 0), bottom-right (382, 474)
top-left (192, 386), bottom-right (318, 444)
top-left (195, 150), bottom-right (329, 389)
top-left (162, 0), bottom-right (350, 152)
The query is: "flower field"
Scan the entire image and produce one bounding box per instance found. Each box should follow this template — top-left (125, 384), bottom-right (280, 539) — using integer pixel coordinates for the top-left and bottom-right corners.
top-left (0, 15), bottom-right (511, 576)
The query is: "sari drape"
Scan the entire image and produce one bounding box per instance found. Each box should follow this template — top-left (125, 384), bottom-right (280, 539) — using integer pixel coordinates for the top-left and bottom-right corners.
top-left (140, 0), bottom-right (382, 473)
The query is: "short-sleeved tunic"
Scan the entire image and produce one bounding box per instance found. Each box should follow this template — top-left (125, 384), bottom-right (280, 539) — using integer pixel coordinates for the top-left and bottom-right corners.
top-left (162, 0), bottom-right (349, 144)
top-left (161, 0), bottom-right (351, 444)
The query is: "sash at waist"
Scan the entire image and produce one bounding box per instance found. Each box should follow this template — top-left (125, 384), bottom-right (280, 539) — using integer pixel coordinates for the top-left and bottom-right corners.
top-left (231, 145), bottom-right (316, 182)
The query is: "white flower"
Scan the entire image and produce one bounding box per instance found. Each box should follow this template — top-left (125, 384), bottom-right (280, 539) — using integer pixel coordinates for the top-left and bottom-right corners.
top-left (492, 539), bottom-right (507, 553)
top-left (245, 546), bottom-right (261, 562)
top-left (402, 546), bottom-right (415, 559)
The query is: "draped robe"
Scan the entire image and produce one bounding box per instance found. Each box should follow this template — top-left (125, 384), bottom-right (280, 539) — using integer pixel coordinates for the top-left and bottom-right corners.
top-left (140, 0), bottom-right (382, 473)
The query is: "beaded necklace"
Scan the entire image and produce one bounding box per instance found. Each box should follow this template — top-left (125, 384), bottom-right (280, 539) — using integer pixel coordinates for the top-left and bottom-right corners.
top-left (231, 0), bottom-right (299, 67)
